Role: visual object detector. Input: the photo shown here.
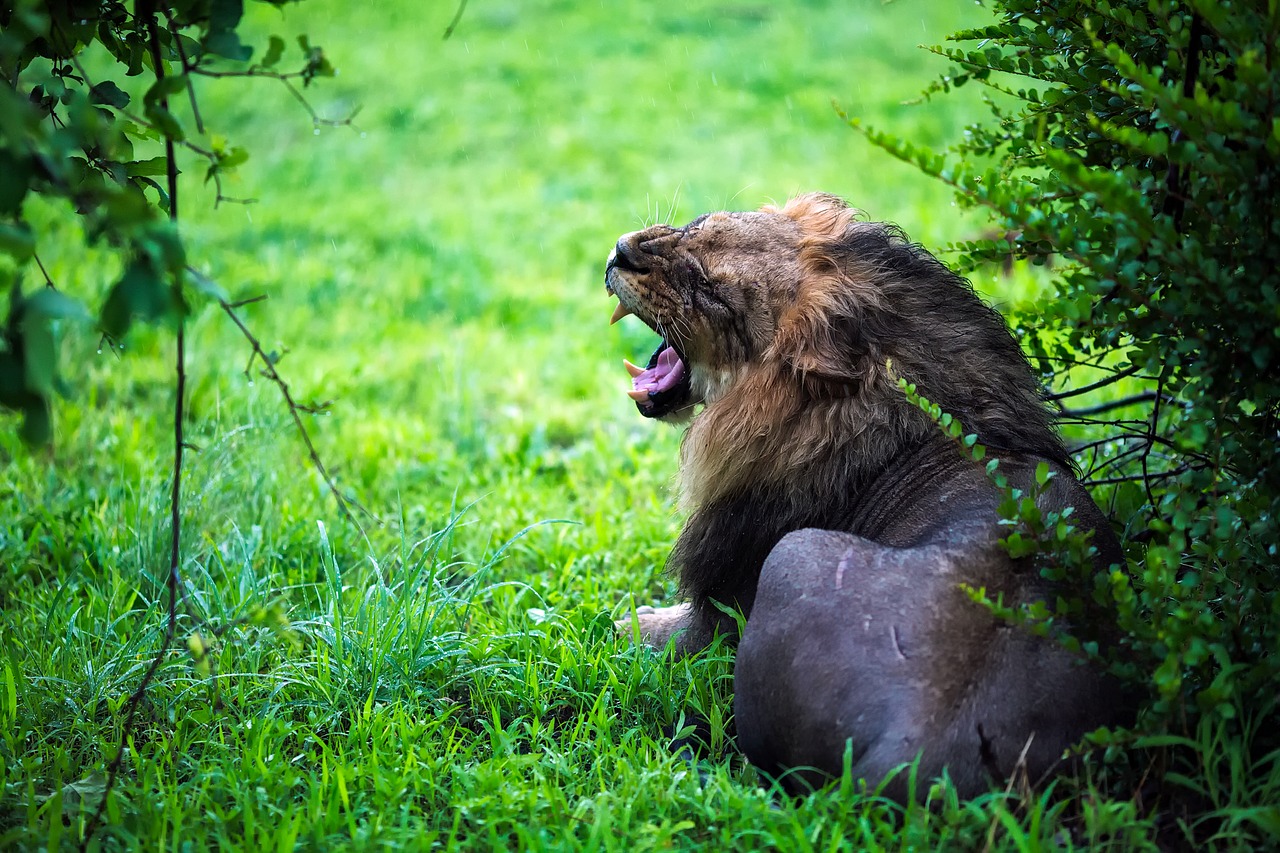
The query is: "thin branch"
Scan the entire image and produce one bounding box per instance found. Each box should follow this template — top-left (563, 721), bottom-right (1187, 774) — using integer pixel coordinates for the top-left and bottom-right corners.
top-left (1056, 415), bottom-right (1151, 428)
top-left (281, 76), bottom-right (360, 129)
top-left (1085, 465), bottom-right (1194, 487)
top-left (1141, 370), bottom-right (1167, 510)
top-left (32, 252), bottom-right (56, 288)
top-left (227, 293), bottom-right (268, 309)
top-left (1085, 443), bottom-right (1150, 479)
top-left (443, 0), bottom-right (468, 40)
top-left (1047, 362), bottom-right (1145, 401)
top-left (163, 10), bottom-right (205, 135)
top-left (1059, 390), bottom-right (1162, 418)
top-left (189, 66), bottom-right (360, 129)
top-left (199, 271), bottom-right (375, 533)
top-left (211, 171), bottom-right (257, 208)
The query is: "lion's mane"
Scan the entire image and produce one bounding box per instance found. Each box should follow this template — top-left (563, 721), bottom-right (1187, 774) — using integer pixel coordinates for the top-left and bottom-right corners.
top-left (668, 194), bottom-right (1070, 639)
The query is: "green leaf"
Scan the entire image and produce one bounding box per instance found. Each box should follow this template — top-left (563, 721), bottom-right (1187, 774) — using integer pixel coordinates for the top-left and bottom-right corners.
top-left (88, 80), bottom-right (130, 109)
top-left (0, 150), bottom-right (31, 215)
top-left (144, 74), bottom-right (188, 104)
top-left (204, 29), bottom-right (253, 63)
top-left (261, 35), bottom-right (285, 68)
top-left (21, 315), bottom-right (55, 396)
top-left (0, 222), bottom-right (35, 261)
top-left (1035, 461), bottom-right (1052, 487)
top-left (19, 397), bottom-right (50, 446)
top-left (125, 157), bottom-right (172, 177)
top-left (144, 103), bottom-right (185, 142)
top-left (0, 351), bottom-right (27, 410)
top-left (100, 259), bottom-right (169, 340)
top-left (210, 0), bottom-right (245, 31)
top-left (219, 146), bottom-right (249, 169)
top-left (185, 268), bottom-right (228, 302)
top-left (138, 223), bottom-right (187, 273)
top-left (25, 289), bottom-right (91, 322)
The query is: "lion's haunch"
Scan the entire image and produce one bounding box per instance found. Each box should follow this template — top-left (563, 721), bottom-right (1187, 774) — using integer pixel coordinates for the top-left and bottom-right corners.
top-left (735, 522), bottom-right (1129, 799)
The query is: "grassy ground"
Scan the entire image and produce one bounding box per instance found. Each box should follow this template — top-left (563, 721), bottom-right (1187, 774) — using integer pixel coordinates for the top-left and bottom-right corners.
top-left (0, 1), bottom-right (1166, 849)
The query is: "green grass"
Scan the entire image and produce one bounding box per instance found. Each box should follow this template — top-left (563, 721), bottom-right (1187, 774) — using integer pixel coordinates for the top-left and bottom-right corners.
top-left (0, 0), bottom-right (1243, 849)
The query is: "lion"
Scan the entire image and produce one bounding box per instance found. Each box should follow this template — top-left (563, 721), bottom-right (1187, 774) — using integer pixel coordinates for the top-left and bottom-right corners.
top-left (604, 192), bottom-right (1133, 799)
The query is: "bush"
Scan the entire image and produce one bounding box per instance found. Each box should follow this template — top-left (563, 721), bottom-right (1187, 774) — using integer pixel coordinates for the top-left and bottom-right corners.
top-left (857, 0), bottom-right (1280, 839)
top-left (0, 0), bottom-right (335, 444)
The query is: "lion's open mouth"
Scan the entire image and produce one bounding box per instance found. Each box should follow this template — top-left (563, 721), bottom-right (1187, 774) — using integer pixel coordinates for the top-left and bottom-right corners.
top-left (626, 340), bottom-right (692, 419)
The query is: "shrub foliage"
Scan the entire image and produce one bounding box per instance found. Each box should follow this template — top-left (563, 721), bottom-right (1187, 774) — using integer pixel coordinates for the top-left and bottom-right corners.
top-left (858, 0), bottom-right (1280, 831)
top-left (0, 0), bottom-right (334, 443)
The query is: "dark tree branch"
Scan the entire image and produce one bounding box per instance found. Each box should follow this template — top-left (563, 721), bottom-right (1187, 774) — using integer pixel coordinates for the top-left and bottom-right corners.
top-left (1048, 362), bottom-right (1145, 401)
top-left (1085, 465), bottom-right (1194, 487)
top-left (163, 11), bottom-right (205, 134)
top-left (1059, 390), bottom-right (1162, 418)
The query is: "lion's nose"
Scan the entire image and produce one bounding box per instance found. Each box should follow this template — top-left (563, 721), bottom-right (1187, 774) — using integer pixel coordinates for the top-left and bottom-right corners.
top-left (610, 232), bottom-right (649, 273)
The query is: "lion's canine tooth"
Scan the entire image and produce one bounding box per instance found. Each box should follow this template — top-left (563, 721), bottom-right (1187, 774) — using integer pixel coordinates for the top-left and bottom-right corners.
top-left (623, 359), bottom-right (644, 378)
top-left (626, 388), bottom-right (651, 402)
top-left (610, 302), bottom-right (632, 325)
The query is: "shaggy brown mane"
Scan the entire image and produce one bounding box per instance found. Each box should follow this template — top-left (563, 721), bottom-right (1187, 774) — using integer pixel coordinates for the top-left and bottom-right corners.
top-left (665, 194), bottom-right (1066, 638)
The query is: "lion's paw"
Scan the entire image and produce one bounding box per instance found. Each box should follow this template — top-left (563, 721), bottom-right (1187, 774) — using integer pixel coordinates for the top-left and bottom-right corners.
top-left (614, 602), bottom-right (693, 650)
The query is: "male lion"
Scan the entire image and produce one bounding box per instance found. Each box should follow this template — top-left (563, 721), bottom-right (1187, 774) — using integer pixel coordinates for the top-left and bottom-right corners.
top-left (605, 192), bottom-right (1132, 799)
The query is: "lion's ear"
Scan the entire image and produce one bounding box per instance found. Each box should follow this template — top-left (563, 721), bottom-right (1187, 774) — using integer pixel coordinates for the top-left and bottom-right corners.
top-left (773, 301), bottom-right (874, 386)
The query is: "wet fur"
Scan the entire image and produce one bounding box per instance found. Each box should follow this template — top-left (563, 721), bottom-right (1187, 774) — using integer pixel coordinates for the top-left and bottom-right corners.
top-left (667, 195), bottom-right (1069, 645)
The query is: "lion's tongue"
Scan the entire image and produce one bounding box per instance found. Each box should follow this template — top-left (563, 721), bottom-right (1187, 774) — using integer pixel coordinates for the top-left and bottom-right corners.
top-left (629, 346), bottom-right (684, 400)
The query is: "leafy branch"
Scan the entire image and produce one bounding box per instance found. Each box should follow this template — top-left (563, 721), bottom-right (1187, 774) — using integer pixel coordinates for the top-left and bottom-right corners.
top-left (0, 0), bottom-right (398, 845)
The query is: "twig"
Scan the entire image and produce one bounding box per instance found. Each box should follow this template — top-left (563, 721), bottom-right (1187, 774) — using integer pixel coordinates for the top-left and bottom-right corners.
top-left (32, 252), bottom-right (56, 288)
top-left (1058, 390), bottom-right (1161, 417)
top-left (1084, 443), bottom-right (1149, 480)
top-left (203, 276), bottom-right (376, 533)
top-left (1047, 362), bottom-right (1144, 401)
top-left (443, 0), bottom-right (469, 40)
top-left (1140, 370), bottom-right (1167, 510)
top-left (163, 10), bottom-right (205, 134)
top-left (280, 77), bottom-right (360, 129)
top-left (227, 294), bottom-right (268, 309)
top-left (190, 66), bottom-right (360, 129)
top-left (1085, 465), bottom-right (1193, 487)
